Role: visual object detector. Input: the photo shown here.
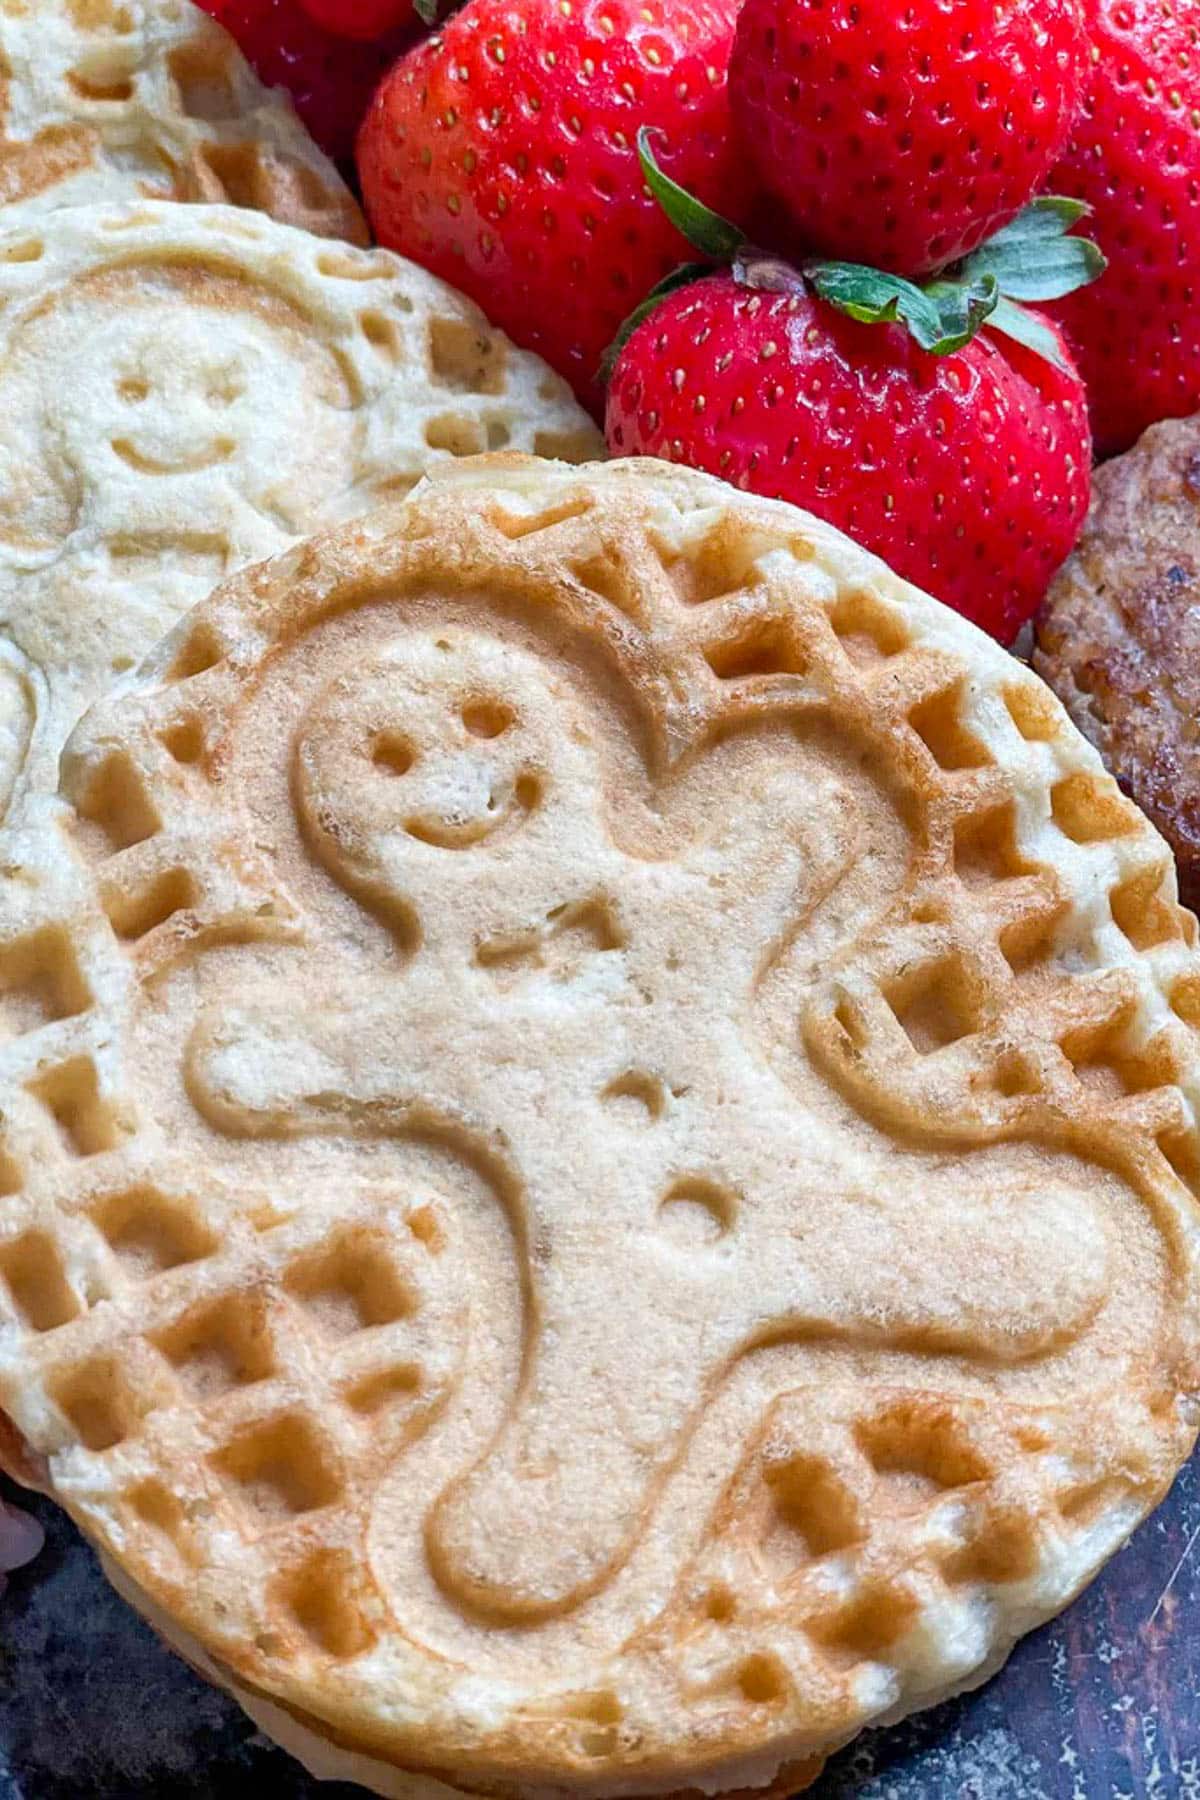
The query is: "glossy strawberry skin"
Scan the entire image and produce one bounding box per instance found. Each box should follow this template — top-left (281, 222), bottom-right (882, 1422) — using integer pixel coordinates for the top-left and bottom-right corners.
top-left (358, 0), bottom-right (751, 412)
top-left (1046, 0), bottom-right (1200, 457)
top-left (298, 0), bottom-right (416, 37)
top-left (197, 0), bottom-right (414, 160)
top-left (730, 0), bottom-right (1088, 277)
top-left (606, 274), bottom-right (1091, 644)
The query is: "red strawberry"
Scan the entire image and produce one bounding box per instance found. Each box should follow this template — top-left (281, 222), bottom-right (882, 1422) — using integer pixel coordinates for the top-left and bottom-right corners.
top-left (197, 0), bottom-right (415, 160)
top-left (607, 270), bottom-right (1091, 643)
top-left (730, 0), bottom-right (1089, 277)
top-left (1046, 0), bottom-right (1200, 456)
top-left (357, 0), bottom-right (751, 412)
top-left (298, 0), bottom-right (417, 37)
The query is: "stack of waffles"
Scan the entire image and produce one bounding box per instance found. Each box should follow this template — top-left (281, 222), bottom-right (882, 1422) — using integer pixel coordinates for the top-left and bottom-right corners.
top-left (0, 7), bottom-right (1198, 1799)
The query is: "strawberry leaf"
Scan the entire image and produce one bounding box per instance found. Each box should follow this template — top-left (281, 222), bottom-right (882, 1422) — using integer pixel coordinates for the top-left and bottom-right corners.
top-left (916, 275), bottom-right (1002, 349)
top-left (988, 195), bottom-right (1093, 238)
top-left (983, 296), bottom-right (1073, 372)
top-left (637, 127), bottom-right (746, 261)
top-left (958, 197), bottom-right (1107, 303)
top-left (413, 0), bottom-right (467, 23)
top-left (803, 261), bottom-right (999, 354)
top-left (599, 261), bottom-right (712, 384)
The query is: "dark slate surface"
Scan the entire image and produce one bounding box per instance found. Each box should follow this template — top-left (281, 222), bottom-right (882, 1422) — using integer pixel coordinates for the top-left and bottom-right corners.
top-left (2, 1456), bottom-right (1197, 1800)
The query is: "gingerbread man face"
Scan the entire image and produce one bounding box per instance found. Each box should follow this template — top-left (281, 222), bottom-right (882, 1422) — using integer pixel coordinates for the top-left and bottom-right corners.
top-left (297, 635), bottom-right (566, 866)
top-left (42, 289), bottom-right (357, 541)
top-left (292, 632), bottom-right (614, 970)
top-left (92, 314), bottom-right (257, 480)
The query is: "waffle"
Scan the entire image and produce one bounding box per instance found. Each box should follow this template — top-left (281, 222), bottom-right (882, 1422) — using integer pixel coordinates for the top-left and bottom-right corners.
top-left (2, 455), bottom-right (1199, 1797)
top-left (0, 198), bottom-right (601, 820)
top-left (0, 0), bottom-right (363, 242)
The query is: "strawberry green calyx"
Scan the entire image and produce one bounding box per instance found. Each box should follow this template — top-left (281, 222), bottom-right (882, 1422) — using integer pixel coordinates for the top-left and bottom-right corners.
top-left (800, 265), bottom-right (1000, 357)
top-left (958, 198), bottom-right (1105, 301)
top-left (729, 251), bottom-right (999, 358)
top-left (624, 127), bottom-right (1106, 374)
top-left (638, 128), bottom-right (747, 260)
top-left (412, 0), bottom-right (464, 24)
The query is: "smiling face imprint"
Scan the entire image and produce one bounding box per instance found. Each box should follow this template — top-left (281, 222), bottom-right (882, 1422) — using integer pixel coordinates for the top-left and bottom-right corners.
top-left (384, 692), bottom-right (543, 850)
top-left (298, 637), bottom-right (551, 864)
top-left (1, 271), bottom-right (361, 543)
top-left (97, 316), bottom-right (259, 481)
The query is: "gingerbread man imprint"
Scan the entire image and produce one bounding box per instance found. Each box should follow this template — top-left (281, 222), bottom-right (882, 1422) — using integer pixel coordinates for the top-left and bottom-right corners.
top-left (188, 628), bottom-right (1110, 1625)
top-left (0, 266), bottom-right (358, 813)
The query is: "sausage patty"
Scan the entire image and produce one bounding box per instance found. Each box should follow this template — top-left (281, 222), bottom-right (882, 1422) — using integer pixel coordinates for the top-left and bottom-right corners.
top-left (1034, 414), bottom-right (1200, 912)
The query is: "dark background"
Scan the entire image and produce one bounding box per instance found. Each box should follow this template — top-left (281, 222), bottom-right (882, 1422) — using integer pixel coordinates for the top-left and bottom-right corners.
top-left (2, 1456), bottom-right (1197, 1800)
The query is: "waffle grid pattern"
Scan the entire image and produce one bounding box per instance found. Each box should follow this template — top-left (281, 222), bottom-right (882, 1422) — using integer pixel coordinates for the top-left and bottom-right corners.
top-left (0, 0), bottom-right (364, 241)
top-left (0, 458), bottom-right (1196, 1789)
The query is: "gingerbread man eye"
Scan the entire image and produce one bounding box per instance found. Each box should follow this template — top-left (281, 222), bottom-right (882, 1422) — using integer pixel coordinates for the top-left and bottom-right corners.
top-left (204, 367), bottom-right (245, 408)
top-left (371, 733), bottom-right (416, 776)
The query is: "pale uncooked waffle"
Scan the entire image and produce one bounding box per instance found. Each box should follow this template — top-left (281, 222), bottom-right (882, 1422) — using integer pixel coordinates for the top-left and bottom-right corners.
top-left (0, 0), bottom-right (364, 241)
top-left (0, 199), bottom-right (601, 820)
top-left (2, 455), bottom-right (1199, 1797)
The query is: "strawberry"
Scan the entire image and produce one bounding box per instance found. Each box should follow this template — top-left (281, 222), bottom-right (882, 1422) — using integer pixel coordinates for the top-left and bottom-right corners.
top-left (729, 0), bottom-right (1089, 279)
top-left (1046, 0), bottom-right (1200, 457)
top-left (298, 0), bottom-right (418, 37)
top-left (357, 0), bottom-right (752, 411)
top-left (197, 0), bottom-right (415, 160)
top-left (608, 273), bottom-right (1089, 641)
top-left (604, 138), bottom-right (1100, 644)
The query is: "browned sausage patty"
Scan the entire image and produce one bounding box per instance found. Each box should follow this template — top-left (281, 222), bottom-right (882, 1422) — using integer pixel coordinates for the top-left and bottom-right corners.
top-left (1034, 414), bottom-right (1200, 912)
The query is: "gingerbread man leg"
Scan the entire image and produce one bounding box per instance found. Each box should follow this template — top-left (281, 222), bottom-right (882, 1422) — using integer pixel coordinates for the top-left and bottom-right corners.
top-left (186, 968), bottom-right (1111, 1627)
